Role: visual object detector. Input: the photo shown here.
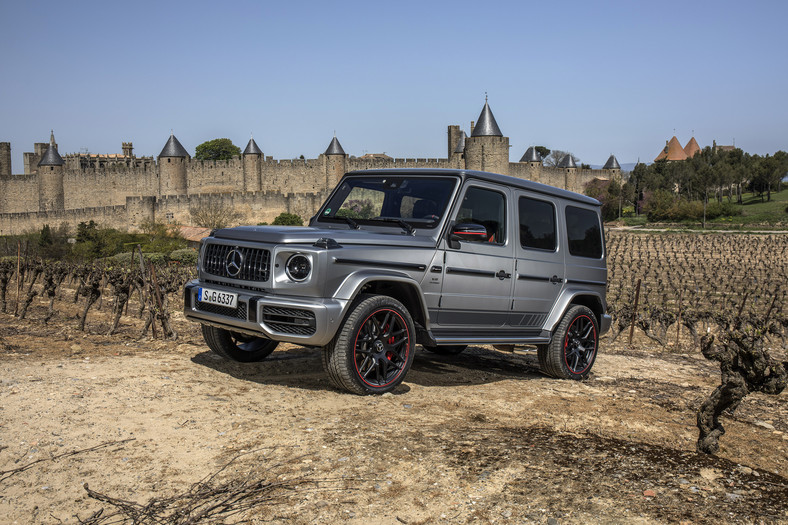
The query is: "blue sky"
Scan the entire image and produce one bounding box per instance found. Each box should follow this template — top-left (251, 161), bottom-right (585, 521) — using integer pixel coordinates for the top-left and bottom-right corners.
top-left (1, 0), bottom-right (786, 171)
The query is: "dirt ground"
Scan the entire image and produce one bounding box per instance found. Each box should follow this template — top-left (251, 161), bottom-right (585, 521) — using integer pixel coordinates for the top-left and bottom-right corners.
top-left (1, 299), bottom-right (787, 524)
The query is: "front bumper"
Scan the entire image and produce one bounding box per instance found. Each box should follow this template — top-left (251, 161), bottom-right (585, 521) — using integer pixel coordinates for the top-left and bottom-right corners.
top-left (183, 280), bottom-right (346, 347)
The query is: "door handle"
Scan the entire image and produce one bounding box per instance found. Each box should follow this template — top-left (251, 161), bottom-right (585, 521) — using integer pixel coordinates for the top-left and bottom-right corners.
top-left (496, 270), bottom-right (512, 280)
top-left (550, 275), bottom-right (564, 284)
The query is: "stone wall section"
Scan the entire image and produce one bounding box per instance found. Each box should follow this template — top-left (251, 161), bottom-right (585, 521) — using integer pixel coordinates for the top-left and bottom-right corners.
top-left (1, 121), bottom-right (618, 234)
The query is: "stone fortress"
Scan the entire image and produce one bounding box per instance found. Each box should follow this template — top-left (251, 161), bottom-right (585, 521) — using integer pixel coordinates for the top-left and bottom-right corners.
top-left (0, 101), bottom-right (621, 235)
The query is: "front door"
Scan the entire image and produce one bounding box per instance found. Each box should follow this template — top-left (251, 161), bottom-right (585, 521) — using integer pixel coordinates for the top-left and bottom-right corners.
top-left (437, 183), bottom-right (514, 329)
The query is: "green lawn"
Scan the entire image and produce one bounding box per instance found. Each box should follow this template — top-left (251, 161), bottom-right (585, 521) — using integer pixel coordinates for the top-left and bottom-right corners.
top-left (616, 188), bottom-right (788, 229)
top-left (715, 188), bottom-right (788, 225)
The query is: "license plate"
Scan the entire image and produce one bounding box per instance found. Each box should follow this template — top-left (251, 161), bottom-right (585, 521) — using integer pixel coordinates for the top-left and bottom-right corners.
top-left (198, 288), bottom-right (238, 309)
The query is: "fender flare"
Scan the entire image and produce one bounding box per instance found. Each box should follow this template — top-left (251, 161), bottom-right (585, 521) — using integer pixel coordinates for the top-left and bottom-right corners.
top-left (544, 287), bottom-right (606, 334)
top-left (333, 269), bottom-right (431, 329)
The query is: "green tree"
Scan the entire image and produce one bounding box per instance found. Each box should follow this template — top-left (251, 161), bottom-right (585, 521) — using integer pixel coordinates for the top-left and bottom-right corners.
top-left (194, 138), bottom-right (241, 161)
top-left (534, 146), bottom-right (551, 160)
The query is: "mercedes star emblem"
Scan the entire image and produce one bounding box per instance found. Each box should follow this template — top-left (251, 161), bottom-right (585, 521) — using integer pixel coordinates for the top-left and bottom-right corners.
top-left (225, 248), bottom-right (244, 277)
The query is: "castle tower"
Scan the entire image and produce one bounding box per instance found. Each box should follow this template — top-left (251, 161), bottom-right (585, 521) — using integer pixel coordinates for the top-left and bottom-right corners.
top-left (122, 142), bottom-right (134, 157)
top-left (519, 146), bottom-right (542, 167)
top-left (158, 133), bottom-right (189, 196)
top-left (655, 136), bottom-right (688, 162)
top-left (602, 154), bottom-right (622, 182)
top-left (450, 131), bottom-right (467, 168)
top-left (558, 154), bottom-right (578, 192)
top-left (684, 137), bottom-right (701, 158)
top-left (37, 132), bottom-right (65, 212)
top-left (242, 136), bottom-right (263, 192)
top-left (464, 100), bottom-right (509, 175)
top-left (324, 136), bottom-right (347, 187)
top-left (0, 142), bottom-right (10, 177)
top-left (447, 125), bottom-right (462, 158)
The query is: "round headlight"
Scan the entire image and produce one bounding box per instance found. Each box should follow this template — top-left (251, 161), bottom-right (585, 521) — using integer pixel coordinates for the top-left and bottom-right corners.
top-left (285, 254), bottom-right (311, 282)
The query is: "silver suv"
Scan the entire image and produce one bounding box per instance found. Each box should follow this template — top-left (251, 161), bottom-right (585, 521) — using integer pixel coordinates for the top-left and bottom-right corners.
top-left (184, 169), bottom-right (611, 394)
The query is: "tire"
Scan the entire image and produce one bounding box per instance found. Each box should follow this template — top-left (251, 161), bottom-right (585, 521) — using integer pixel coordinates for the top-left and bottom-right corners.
top-left (323, 294), bottom-right (416, 395)
top-left (423, 345), bottom-right (467, 355)
top-left (541, 305), bottom-right (598, 380)
top-left (201, 324), bottom-right (278, 363)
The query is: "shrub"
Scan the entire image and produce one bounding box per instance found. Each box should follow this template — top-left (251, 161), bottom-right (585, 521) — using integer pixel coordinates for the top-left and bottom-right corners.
top-left (169, 248), bottom-right (198, 266)
top-left (271, 212), bottom-right (303, 226)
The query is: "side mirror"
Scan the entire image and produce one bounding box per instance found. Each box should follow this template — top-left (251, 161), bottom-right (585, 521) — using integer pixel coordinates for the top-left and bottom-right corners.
top-left (449, 223), bottom-right (487, 247)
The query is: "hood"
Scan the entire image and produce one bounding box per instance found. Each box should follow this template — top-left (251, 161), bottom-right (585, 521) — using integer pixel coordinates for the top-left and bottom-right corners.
top-left (211, 225), bottom-right (438, 248)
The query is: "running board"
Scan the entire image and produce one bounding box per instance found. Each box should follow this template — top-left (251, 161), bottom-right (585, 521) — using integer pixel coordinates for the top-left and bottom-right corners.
top-left (430, 329), bottom-right (551, 346)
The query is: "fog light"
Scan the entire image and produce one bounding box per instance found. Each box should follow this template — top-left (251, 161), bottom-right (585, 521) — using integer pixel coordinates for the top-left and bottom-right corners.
top-left (285, 254), bottom-right (311, 281)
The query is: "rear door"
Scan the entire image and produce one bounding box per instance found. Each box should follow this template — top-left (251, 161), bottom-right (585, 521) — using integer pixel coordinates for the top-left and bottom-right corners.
top-left (511, 192), bottom-right (565, 328)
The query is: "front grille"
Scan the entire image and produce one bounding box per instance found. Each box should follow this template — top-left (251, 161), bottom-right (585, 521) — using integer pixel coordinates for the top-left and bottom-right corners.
top-left (262, 306), bottom-right (316, 336)
top-left (203, 243), bottom-right (270, 282)
top-left (196, 300), bottom-right (248, 320)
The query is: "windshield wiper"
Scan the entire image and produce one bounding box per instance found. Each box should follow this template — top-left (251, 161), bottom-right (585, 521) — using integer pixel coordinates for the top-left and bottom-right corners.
top-left (338, 216), bottom-right (359, 229)
top-left (370, 217), bottom-right (415, 236)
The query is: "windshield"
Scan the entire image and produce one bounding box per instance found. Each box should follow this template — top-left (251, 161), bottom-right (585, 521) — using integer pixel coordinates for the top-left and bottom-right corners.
top-left (318, 175), bottom-right (459, 229)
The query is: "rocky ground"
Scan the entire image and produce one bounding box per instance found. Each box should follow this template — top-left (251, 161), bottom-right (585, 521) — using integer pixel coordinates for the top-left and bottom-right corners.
top-left (0, 302), bottom-right (787, 524)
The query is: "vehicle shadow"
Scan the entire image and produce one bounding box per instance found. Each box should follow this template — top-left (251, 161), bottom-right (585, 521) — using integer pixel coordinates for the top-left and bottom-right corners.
top-left (190, 344), bottom-right (545, 393)
top-left (408, 346), bottom-right (544, 386)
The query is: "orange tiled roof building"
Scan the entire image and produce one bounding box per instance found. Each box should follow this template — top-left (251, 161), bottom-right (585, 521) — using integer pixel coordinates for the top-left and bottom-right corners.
top-left (654, 136), bottom-right (703, 162)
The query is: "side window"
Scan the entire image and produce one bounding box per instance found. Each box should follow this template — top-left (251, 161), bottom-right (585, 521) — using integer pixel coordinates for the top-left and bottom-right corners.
top-left (565, 206), bottom-right (602, 258)
top-left (456, 186), bottom-right (506, 244)
top-left (519, 196), bottom-right (556, 251)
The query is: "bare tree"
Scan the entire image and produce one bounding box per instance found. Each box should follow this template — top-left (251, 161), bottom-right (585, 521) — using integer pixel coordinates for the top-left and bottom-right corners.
top-left (544, 150), bottom-right (580, 168)
top-left (189, 201), bottom-right (243, 229)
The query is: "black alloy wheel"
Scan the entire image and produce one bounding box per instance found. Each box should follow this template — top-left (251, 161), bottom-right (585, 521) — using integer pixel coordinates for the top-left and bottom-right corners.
top-left (541, 305), bottom-right (598, 380)
top-left (323, 295), bottom-right (415, 395)
top-left (201, 324), bottom-right (279, 362)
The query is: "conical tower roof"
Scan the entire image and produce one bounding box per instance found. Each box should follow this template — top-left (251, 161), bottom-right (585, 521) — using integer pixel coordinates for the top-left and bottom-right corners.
top-left (684, 137), bottom-right (701, 158)
top-left (470, 101), bottom-right (503, 137)
top-left (655, 136), bottom-right (688, 162)
top-left (324, 136), bottom-right (346, 155)
top-left (38, 144), bottom-right (64, 166)
top-left (603, 154), bottom-right (621, 170)
top-left (159, 133), bottom-right (189, 158)
top-left (243, 137), bottom-right (262, 155)
top-left (520, 146), bottom-right (541, 163)
top-left (557, 154), bottom-right (577, 168)
top-left (453, 131), bottom-right (467, 154)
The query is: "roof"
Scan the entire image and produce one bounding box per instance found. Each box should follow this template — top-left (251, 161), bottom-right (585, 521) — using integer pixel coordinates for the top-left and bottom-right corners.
top-left (470, 101), bottom-right (503, 137)
top-left (519, 146), bottom-right (541, 163)
top-left (602, 154), bottom-right (621, 170)
top-left (684, 137), bottom-right (701, 158)
top-left (243, 137), bottom-right (262, 155)
top-left (38, 144), bottom-right (64, 166)
top-left (359, 153), bottom-right (393, 160)
top-left (325, 136), bottom-right (346, 155)
top-left (453, 131), bottom-right (467, 153)
top-left (177, 225), bottom-right (212, 243)
top-left (345, 168), bottom-right (600, 206)
top-left (557, 154), bottom-right (577, 168)
top-left (655, 136), bottom-right (688, 162)
top-left (159, 134), bottom-right (189, 158)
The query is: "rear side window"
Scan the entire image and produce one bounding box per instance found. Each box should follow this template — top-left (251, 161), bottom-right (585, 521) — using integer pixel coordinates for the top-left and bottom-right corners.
top-left (519, 197), bottom-right (556, 251)
top-left (565, 206), bottom-right (602, 258)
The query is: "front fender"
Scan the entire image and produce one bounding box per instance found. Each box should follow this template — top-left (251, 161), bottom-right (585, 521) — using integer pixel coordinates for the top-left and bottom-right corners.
top-left (333, 269), bottom-right (430, 328)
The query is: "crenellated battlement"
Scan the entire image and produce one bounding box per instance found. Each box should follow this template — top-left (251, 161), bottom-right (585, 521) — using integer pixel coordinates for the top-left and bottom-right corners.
top-left (2, 103), bottom-right (622, 235)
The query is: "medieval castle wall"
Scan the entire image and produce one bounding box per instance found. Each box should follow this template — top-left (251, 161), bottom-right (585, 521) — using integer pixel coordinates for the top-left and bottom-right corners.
top-left (0, 114), bottom-right (619, 236)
